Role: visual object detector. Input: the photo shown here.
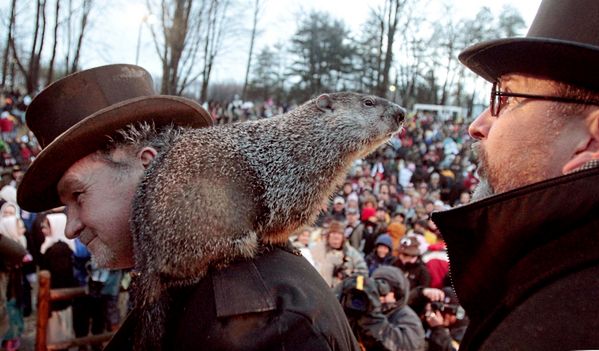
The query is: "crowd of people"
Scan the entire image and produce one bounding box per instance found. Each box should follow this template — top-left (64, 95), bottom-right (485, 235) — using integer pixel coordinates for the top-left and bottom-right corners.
top-left (0, 86), bottom-right (474, 350)
top-left (1, 90), bottom-right (128, 351)
top-left (289, 109), bottom-right (474, 350)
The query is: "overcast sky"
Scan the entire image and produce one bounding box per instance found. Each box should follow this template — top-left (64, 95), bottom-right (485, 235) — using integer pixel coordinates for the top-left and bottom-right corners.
top-left (2, 0), bottom-right (542, 83)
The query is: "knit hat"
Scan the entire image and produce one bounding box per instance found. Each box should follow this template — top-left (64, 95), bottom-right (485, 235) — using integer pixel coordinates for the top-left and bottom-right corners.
top-left (361, 207), bottom-right (376, 222)
top-left (387, 222), bottom-right (406, 239)
top-left (398, 236), bottom-right (420, 256)
top-left (375, 234), bottom-right (393, 251)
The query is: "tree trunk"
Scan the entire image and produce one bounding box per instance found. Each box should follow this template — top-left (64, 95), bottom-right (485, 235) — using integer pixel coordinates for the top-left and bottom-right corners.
top-left (65, 0), bottom-right (73, 72)
top-left (242, 0), bottom-right (260, 100)
top-left (32, 0), bottom-right (48, 93)
top-left (47, 0), bottom-right (61, 84)
top-left (70, 0), bottom-right (92, 73)
top-left (378, 0), bottom-right (402, 97)
top-left (200, 0), bottom-right (229, 102)
top-left (1, 0), bottom-right (17, 87)
top-left (27, 0), bottom-right (42, 93)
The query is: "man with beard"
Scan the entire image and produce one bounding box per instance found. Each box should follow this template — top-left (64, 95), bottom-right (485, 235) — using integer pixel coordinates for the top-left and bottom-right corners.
top-left (431, 1), bottom-right (599, 350)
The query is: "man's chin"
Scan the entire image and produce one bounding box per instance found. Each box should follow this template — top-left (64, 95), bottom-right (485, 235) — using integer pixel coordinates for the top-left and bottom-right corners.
top-left (471, 177), bottom-right (495, 202)
top-left (89, 243), bottom-right (117, 268)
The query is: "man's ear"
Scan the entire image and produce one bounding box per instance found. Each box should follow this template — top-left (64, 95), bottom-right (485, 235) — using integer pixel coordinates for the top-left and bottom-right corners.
top-left (562, 109), bottom-right (599, 174)
top-left (138, 147), bottom-right (158, 169)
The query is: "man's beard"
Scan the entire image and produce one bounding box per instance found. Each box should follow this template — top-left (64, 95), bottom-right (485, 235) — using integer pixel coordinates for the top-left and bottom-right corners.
top-left (471, 142), bottom-right (495, 202)
top-left (88, 238), bottom-right (118, 268)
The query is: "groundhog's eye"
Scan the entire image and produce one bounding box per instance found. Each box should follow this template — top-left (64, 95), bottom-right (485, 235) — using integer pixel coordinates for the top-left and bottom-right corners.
top-left (364, 98), bottom-right (375, 107)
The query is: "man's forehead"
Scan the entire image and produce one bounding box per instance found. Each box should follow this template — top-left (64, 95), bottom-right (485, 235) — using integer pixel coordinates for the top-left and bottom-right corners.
top-left (57, 153), bottom-right (100, 192)
top-left (57, 172), bottom-right (85, 194)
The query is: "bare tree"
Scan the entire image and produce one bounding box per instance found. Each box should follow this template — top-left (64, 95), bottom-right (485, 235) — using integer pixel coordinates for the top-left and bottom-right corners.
top-left (359, 0), bottom-right (414, 97)
top-left (69, 0), bottom-right (91, 73)
top-left (147, 0), bottom-right (213, 95)
top-left (241, 0), bottom-right (263, 100)
top-left (2, 0), bottom-right (18, 87)
top-left (57, 0), bottom-right (93, 76)
top-left (148, 0), bottom-right (194, 94)
top-left (9, 0), bottom-right (48, 93)
top-left (199, 0), bottom-right (231, 102)
top-left (46, 0), bottom-right (61, 83)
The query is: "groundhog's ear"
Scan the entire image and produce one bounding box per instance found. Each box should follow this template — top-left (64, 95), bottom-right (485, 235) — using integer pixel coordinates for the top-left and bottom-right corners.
top-left (316, 94), bottom-right (334, 112)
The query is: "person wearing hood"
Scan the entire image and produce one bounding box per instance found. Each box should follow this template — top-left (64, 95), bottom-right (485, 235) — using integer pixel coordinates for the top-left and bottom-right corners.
top-left (365, 234), bottom-right (396, 276)
top-left (39, 212), bottom-right (78, 344)
top-left (343, 266), bottom-right (425, 351)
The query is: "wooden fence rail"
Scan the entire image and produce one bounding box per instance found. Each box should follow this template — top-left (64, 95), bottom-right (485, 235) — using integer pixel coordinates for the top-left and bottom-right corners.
top-left (36, 270), bottom-right (115, 351)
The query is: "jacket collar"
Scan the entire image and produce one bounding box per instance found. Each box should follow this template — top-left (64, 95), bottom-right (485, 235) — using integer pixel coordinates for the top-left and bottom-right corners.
top-left (432, 167), bottom-right (599, 322)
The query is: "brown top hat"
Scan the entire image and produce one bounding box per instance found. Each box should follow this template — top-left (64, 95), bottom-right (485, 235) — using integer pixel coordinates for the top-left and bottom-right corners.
top-left (459, 0), bottom-right (599, 91)
top-left (17, 64), bottom-right (212, 212)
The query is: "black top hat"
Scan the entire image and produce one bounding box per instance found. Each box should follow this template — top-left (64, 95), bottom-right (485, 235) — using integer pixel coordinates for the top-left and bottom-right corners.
top-left (459, 0), bottom-right (599, 91)
top-left (17, 64), bottom-right (212, 212)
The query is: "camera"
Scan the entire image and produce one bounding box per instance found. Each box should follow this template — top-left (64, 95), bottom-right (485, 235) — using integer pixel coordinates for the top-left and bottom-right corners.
top-left (341, 288), bottom-right (370, 313)
top-left (430, 301), bottom-right (466, 320)
top-left (339, 276), bottom-right (391, 314)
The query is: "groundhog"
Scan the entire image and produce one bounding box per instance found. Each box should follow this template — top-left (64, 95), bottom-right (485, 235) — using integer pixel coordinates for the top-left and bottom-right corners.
top-left (131, 92), bottom-right (405, 348)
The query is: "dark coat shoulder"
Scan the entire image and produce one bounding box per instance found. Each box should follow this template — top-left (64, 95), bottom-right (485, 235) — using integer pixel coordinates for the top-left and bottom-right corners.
top-left (106, 246), bottom-right (359, 351)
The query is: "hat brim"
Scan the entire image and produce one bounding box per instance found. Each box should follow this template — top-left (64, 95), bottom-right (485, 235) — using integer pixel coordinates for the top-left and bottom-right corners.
top-left (459, 37), bottom-right (599, 91)
top-left (18, 96), bottom-right (212, 212)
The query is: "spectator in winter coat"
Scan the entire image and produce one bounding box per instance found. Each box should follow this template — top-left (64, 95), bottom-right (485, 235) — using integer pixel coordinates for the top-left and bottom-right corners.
top-left (424, 287), bottom-right (468, 351)
top-left (365, 234), bottom-right (396, 276)
top-left (347, 266), bottom-right (425, 351)
top-left (311, 220), bottom-right (368, 288)
top-left (329, 196), bottom-right (347, 222)
top-left (393, 236), bottom-right (431, 312)
top-left (344, 208), bottom-right (365, 252)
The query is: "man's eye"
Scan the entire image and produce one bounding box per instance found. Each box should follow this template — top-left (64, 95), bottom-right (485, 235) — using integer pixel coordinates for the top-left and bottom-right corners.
top-left (73, 192), bottom-right (83, 203)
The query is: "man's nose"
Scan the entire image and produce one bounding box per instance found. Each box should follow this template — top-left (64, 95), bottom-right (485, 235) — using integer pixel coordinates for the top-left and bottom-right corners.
top-left (64, 207), bottom-right (84, 239)
top-left (468, 108), bottom-right (494, 140)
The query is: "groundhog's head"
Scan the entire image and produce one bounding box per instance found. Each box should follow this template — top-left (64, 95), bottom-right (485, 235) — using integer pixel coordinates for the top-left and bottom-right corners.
top-left (312, 92), bottom-right (405, 158)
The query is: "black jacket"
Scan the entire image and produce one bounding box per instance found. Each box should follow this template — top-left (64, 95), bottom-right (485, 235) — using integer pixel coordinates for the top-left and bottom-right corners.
top-left (432, 167), bottom-right (599, 350)
top-left (105, 244), bottom-right (360, 350)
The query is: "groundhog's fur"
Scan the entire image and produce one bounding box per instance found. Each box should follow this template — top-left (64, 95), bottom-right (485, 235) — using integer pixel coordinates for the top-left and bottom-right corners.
top-left (131, 92), bottom-right (405, 350)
